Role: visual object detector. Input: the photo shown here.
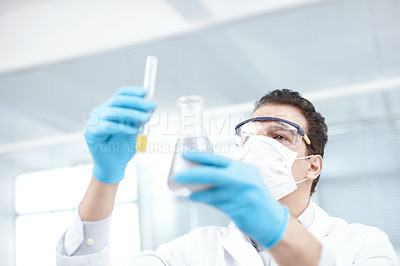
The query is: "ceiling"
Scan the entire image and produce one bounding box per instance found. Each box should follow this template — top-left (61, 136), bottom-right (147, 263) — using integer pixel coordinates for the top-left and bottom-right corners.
top-left (0, 0), bottom-right (326, 74)
top-left (0, 0), bottom-right (400, 147)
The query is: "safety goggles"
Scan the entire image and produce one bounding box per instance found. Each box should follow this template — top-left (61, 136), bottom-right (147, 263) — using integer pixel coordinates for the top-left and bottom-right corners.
top-left (235, 117), bottom-right (311, 147)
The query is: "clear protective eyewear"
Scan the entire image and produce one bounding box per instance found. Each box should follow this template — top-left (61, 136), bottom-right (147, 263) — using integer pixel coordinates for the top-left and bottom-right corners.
top-left (235, 117), bottom-right (311, 147)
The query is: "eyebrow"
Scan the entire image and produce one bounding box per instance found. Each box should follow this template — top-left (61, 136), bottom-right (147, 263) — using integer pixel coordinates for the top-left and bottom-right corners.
top-left (260, 121), bottom-right (297, 132)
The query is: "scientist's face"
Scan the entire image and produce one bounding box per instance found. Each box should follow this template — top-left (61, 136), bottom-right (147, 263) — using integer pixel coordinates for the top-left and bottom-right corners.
top-left (251, 104), bottom-right (322, 200)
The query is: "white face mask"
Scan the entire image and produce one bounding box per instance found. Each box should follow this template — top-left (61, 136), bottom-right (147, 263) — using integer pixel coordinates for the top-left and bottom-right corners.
top-left (238, 135), bottom-right (312, 200)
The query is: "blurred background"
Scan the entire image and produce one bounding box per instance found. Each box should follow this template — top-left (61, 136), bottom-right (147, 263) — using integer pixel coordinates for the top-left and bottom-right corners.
top-left (0, 0), bottom-right (400, 265)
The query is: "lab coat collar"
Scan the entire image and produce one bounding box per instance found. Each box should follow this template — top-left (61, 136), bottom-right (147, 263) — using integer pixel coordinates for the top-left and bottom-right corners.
top-left (308, 201), bottom-right (338, 240)
top-left (220, 201), bottom-right (334, 265)
top-left (221, 222), bottom-right (264, 266)
top-left (297, 201), bottom-right (314, 229)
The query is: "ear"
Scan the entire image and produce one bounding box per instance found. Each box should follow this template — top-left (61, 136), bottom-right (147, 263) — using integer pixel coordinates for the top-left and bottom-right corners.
top-left (305, 155), bottom-right (323, 180)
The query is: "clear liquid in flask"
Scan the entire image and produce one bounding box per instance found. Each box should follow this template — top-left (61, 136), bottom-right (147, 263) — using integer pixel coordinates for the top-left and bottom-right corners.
top-left (168, 136), bottom-right (213, 197)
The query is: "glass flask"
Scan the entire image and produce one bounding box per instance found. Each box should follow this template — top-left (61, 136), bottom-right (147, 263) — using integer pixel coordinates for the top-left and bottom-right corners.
top-left (167, 95), bottom-right (213, 197)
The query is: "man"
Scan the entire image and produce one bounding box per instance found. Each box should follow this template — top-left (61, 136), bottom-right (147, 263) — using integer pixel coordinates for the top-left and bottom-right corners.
top-left (56, 87), bottom-right (398, 265)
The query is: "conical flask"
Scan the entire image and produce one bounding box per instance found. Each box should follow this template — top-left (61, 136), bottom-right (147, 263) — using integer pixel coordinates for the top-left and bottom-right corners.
top-left (167, 95), bottom-right (213, 197)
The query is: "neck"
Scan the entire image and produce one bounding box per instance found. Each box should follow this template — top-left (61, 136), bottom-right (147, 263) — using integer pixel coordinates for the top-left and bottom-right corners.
top-left (279, 191), bottom-right (310, 218)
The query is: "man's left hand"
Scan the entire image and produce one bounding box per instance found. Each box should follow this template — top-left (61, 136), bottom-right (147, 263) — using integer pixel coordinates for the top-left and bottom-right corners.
top-left (175, 151), bottom-right (290, 248)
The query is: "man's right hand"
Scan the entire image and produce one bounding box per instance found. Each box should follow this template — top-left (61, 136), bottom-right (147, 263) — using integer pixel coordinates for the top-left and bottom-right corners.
top-left (85, 86), bottom-right (156, 184)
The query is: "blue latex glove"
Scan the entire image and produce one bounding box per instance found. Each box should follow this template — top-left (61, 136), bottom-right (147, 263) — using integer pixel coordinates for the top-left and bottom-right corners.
top-left (175, 152), bottom-right (290, 248)
top-left (85, 86), bottom-right (156, 183)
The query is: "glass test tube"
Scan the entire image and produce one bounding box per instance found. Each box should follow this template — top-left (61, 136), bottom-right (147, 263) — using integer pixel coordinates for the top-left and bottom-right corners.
top-left (136, 56), bottom-right (158, 152)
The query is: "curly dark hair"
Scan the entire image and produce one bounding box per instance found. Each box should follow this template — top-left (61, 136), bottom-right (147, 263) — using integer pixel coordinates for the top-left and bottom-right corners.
top-left (254, 89), bottom-right (328, 195)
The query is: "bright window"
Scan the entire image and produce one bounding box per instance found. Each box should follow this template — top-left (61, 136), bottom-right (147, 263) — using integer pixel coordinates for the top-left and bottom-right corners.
top-left (15, 162), bottom-right (140, 266)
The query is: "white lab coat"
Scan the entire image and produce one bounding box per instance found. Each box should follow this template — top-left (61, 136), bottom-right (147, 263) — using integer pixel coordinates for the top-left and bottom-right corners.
top-left (56, 202), bottom-right (398, 266)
